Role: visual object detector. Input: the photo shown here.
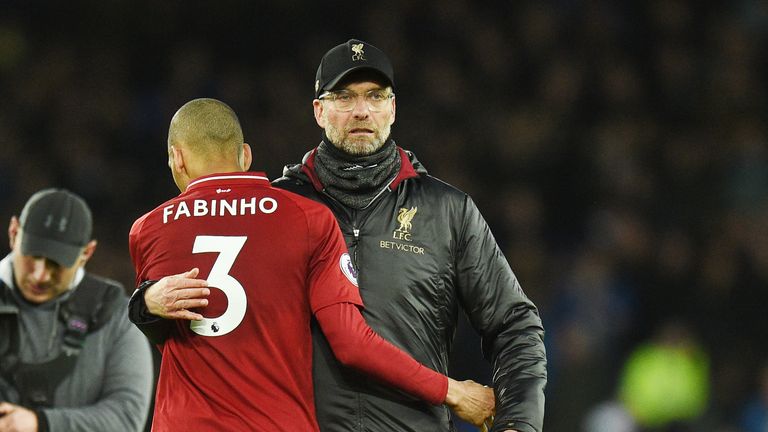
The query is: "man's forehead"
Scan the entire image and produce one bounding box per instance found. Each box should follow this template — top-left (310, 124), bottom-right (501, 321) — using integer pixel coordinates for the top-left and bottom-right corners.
top-left (332, 81), bottom-right (390, 94)
top-left (335, 69), bottom-right (391, 90)
top-left (337, 81), bottom-right (390, 91)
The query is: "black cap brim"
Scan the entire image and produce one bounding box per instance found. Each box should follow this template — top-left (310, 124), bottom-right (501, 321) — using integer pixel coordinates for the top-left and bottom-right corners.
top-left (321, 66), bottom-right (394, 95)
top-left (20, 229), bottom-right (82, 267)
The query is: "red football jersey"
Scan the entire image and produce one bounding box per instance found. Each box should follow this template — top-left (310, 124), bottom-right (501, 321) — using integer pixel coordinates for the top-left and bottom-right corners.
top-left (129, 172), bottom-right (363, 432)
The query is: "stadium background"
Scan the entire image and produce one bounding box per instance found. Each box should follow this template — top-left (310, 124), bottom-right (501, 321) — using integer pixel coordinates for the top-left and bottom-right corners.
top-left (1, 1), bottom-right (767, 430)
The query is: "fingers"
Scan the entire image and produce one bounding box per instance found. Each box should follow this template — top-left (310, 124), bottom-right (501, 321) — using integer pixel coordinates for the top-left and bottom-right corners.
top-left (167, 309), bottom-right (205, 321)
top-left (0, 401), bottom-right (13, 413)
top-left (172, 277), bottom-right (209, 289)
top-left (182, 267), bottom-right (199, 278)
top-left (445, 379), bottom-right (496, 427)
top-left (163, 272), bottom-right (208, 289)
top-left (469, 382), bottom-right (495, 426)
top-left (144, 269), bottom-right (211, 319)
top-left (483, 415), bottom-right (494, 430)
top-left (175, 297), bottom-right (209, 309)
top-left (163, 289), bottom-right (209, 310)
top-left (174, 287), bottom-right (211, 300)
top-left (156, 268), bottom-right (208, 289)
top-left (147, 302), bottom-right (205, 321)
top-left (153, 271), bottom-right (210, 302)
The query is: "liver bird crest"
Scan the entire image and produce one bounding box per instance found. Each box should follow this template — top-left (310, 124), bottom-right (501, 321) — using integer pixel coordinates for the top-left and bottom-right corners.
top-left (397, 207), bottom-right (418, 232)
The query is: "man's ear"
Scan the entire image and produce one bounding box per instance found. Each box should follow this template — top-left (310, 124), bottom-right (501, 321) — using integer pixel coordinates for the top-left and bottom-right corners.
top-left (241, 143), bottom-right (253, 171)
top-left (313, 100), bottom-right (325, 129)
top-left (8, 216), bottom-right (19, 250)
top-left (169, 145), bottom-right (186, 173)
top-left (169, 144), bottom-right (193, 192)
top-left (77, 240), bottom-right (98, 267)
top-left (390, 96), bottom-right (396, 125)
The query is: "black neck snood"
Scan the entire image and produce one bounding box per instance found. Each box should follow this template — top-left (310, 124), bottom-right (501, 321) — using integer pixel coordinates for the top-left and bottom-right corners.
top-left (313, 137), bottom-right (401, 209)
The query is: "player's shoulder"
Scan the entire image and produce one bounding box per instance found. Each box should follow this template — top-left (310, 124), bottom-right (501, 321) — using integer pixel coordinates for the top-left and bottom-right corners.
top-left (268, 185), bottom-right (332, 219)
top-left (129, 208), bottom-right (156, 238)
top-left (129, 197), bottom-right (178, 234)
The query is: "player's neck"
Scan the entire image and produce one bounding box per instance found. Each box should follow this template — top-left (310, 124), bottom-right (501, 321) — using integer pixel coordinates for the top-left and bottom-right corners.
top-left (188, 164), bottom-right (245, 185)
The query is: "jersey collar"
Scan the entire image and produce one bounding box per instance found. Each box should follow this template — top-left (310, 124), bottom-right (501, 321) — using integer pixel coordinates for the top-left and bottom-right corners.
top-left (186, 172), bottom-right (270, 192)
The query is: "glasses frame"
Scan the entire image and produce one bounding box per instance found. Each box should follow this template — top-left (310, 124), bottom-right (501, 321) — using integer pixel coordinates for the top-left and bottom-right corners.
top-left (318, 89), bottom-right (395, 112)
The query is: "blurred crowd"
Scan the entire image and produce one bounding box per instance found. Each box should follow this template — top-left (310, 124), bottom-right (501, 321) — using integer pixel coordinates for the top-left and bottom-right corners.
top-left (1, 1), bottom-right (767, 430)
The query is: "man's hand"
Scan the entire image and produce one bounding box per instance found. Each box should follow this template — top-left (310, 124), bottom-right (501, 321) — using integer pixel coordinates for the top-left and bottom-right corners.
top-left (144, 268), bottom-right (209, 321)
top-left (0, 402), bottom-right (37, 432)
top-left (444, 378), bottom-right (495, 427)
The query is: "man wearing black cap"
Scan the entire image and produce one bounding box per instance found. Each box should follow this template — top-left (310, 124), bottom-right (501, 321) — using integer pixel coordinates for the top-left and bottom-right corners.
top-left (0, 189), bottom-right (153, 432)
top-left (127, 98), bottom-right (495, 431)
top-left (274, 39), bottom-right (547, 432)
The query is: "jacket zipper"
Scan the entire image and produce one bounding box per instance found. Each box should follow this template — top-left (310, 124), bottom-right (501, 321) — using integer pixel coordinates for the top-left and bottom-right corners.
top-left (319, 190), bottom-right (371, 271)
top-left (351, 228), bottom-right (360, 268)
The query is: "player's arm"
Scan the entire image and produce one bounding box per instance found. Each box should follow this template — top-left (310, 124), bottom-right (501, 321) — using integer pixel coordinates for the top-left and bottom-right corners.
top-left (128, 268), bottom-right (209, 345)
top-left (315, 302), bottom-right (495, 427)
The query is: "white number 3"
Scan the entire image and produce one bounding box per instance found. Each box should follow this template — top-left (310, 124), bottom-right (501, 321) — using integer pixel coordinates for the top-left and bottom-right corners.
top-left (190, 235), bottom-right (248, 337)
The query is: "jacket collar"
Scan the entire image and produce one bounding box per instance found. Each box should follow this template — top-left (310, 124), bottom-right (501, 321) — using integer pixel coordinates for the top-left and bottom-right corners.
top-left (291, 143), bottom-right (423, 193)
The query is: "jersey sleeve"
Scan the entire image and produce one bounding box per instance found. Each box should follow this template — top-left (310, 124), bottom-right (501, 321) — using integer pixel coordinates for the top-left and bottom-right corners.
top-left (128, 212), bottom-right (151, 286)
top-left (306, 205), bottom-right (363, 312)
top-left (315, 302), bottom-right (448, 405)
top-left (127, 212), bottom-right (174, 345)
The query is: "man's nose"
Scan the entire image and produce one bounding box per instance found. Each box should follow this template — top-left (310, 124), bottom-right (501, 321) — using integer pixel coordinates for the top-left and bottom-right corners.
top-left (30, 258), bottom-right (52, 282)
top-left (351, 96), bottom-right (371, 118)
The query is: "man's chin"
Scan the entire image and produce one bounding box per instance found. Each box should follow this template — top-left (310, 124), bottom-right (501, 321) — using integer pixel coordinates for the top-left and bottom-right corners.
top-left (20, 288), bottom-right (53, 304)
top-left (339, 139), bottom-right (383, 156)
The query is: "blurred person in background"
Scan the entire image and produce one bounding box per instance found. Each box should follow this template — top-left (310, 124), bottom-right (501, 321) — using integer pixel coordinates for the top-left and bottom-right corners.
top-left (618, 319), bottom-right (709, 432)
top-left (0, 188), bottom-right (153, 432)
top-left (583, 400), bottom-right (637, 432)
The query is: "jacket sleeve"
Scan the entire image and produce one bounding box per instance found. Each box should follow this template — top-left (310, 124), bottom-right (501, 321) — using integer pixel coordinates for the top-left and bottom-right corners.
top-left (41, 309), bottom-right (154, 432)
top-left (454, 196), bottom-right (546, 432)
top-left (127, 281), bottom-right (172, 346)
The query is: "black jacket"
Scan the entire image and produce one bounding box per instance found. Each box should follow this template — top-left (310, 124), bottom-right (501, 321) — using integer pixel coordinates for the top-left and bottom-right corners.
top-left (276, 146), bottom-right (546, 432)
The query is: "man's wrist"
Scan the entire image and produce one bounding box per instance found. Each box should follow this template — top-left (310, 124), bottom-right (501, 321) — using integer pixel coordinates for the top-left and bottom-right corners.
top-left (136, 279), bottom-right (159, 295)
top-left (128, 280), bottom-right (159, 323)
top-left (444, 378), bottom-right (460, 406)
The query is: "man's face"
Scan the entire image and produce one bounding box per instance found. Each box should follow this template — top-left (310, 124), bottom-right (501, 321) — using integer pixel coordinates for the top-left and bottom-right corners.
top-left (8, 217), bottom-right (93, 304)
top-left (314, 81), bottom-right (396, 156)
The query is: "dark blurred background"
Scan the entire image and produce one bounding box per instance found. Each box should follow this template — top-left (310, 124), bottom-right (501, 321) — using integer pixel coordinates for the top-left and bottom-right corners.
top-left (1, 1), bottom-right (767, 431)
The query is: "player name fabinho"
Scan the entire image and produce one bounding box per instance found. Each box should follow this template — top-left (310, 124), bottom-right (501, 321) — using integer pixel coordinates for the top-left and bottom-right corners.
top-left (162, 197), bottom-right (278, 224)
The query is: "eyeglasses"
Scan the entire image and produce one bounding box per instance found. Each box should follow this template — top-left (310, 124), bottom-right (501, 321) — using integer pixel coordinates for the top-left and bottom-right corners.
top-left (318, 89), bottom-right (394, 112)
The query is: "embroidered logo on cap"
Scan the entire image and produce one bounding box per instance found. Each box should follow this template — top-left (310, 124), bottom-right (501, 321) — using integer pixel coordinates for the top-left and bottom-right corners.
top-left (351, 43), bottom-right (365, 61)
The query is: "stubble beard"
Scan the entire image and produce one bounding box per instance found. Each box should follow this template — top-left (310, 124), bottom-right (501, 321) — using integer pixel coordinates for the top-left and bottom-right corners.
top-left (325, 121), bottom-right (392, 156)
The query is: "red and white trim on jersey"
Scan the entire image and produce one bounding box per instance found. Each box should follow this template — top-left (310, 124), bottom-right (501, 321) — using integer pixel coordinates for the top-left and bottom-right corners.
top-left (186, 173), bottom-right (270, 189)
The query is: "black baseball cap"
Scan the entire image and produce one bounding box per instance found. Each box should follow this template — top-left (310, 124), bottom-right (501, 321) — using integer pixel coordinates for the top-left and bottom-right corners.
top-left (315, 39), bottom-right (394, 98)
top-left (19, 188), bottom-right (93, 267)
